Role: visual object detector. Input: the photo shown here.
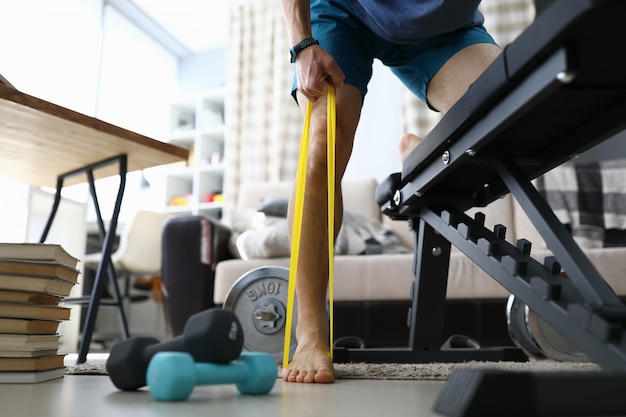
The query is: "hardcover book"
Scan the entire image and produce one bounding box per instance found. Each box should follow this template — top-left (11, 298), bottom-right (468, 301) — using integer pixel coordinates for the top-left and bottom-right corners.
top-left (0, 290), bottom-right (61, 306)
top-left (0, 243), bottom-right (79, 269)
top-left (0, 367), bottom-right (65, 384)
top-left (0, 348), bottom-right (58, 358)
top-left (0, 354), bottom-right (66, 372)
top-left (0, 317), bottom-right (62, 335)
top-left (0, 334), bottom-right (61, 350)
top-left (0, 303), bottom-right (71, 321)
top-left (0, 274), bottom-right (75, 297)
top-left (0, 259), bottom-right (79, 283)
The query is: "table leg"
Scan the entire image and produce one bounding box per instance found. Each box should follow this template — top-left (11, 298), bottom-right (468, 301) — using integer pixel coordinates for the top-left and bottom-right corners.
top-left (40, 154), bottom-right (130, 364)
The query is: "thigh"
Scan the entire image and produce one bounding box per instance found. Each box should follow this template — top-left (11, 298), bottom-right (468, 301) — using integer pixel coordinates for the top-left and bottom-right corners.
top-left (426, 42), bottom-right (501, 113)
top-left (386, 25), bottom-right (498, 109)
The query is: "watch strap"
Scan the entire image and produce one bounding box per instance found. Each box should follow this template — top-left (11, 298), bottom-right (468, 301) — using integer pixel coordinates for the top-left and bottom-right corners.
top-left (289, 38), bottom-right (319, 63)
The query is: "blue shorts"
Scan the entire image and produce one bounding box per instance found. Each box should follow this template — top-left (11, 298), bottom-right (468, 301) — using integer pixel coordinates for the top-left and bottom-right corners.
top-left (292, 0), bottom-right (497, 104)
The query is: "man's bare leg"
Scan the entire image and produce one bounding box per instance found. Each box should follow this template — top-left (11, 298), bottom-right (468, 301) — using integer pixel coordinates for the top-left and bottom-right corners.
top-left (282, 85), bottom-right (362, 383)
top-left (282, 43), bottom-right (500, 384)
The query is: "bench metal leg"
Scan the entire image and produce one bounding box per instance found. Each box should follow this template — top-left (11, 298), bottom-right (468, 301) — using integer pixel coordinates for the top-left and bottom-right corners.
top-left (333, 215), bottom-right (526, 364)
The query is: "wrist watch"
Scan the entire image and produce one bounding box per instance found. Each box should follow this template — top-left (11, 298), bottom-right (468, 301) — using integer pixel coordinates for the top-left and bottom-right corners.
top-left (289, 38), bottom-right (319, 63)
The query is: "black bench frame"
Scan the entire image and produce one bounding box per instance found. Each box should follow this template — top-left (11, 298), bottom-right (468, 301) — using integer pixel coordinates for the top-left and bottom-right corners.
top-left (334, 1), bottom-right (626, 414)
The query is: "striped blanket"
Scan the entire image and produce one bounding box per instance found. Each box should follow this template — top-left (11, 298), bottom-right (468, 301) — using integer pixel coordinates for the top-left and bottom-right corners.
top-left (536, 159), bottom-right (626, 248)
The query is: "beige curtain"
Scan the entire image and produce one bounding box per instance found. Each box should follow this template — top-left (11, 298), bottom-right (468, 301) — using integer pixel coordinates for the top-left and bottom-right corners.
top-left (223, 0), bottom-right (303, 216)
top-left (402, 0), bottom-right (536, 137)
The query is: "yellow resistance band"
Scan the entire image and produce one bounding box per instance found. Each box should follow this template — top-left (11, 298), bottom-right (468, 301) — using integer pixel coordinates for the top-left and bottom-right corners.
top-left (283, 86), bottom-right (336, 369)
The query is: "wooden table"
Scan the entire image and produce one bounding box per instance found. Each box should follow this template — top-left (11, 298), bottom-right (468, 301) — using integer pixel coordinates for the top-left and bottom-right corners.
top-left (0, 84), bottom-right (187, 187)
top-left (0, 82), bottom-right (189, 363)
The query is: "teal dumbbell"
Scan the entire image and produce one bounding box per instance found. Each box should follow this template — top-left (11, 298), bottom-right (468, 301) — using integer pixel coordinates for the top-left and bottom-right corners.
top-left (146, 351), bottom-right (277, 401)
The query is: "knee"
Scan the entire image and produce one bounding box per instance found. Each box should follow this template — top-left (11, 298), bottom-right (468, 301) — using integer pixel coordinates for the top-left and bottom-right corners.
top-left (304, 92), bottom-right (359, 178)
top-left (306, 130), bottom-right (330, 180)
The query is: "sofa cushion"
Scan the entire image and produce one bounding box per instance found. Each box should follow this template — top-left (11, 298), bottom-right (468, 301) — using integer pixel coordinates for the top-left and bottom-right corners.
top-left (230, 178), bottom-right (402, 260)
top-left (259, 197), bottom-right (289, 217)
top-left (230, 209), bottom-right (409, 259)
top-left (237, 177), bottom-right (382, 220)
top-left (213, 251), bottom-right (514, 305)
top-left (214, 254), bottom-right (417, 304)
top-left (234, 216), bottom-right (290, 259)
top-left (336, 211), bottom-right (410, 255)
top-left (215, 243), bottom-right (626, 305)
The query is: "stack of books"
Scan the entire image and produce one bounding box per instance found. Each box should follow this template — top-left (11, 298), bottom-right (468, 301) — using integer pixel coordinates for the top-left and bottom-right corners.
top-left (0, 243), bottom-right (79, 383)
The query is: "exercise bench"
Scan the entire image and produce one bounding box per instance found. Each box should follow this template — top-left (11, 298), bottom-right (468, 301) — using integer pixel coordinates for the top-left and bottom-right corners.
top-left (334, 0), bottom-right (626, 414)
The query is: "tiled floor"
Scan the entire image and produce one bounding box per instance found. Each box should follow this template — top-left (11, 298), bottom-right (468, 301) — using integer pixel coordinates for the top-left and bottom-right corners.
top-left (0, 354), bottom-right (446, 417)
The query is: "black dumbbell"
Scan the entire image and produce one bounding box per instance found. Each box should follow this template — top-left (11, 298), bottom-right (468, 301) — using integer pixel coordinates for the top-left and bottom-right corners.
top-left (106, 308), bottom-right (243, 390)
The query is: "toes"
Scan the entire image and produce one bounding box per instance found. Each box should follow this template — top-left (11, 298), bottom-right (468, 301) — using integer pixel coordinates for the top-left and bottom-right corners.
top-left (283, 367), bottom-right (321, 383)
top-left (300, 370), bottom-right (316, 383)
top-left (282, 368), bottom-right (297, 382)
top-left (314, 367), bottom-right (335, 384)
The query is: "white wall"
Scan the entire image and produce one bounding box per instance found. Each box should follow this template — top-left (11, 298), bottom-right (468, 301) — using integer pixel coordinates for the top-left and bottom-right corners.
top-left (96, 6), bottom-right (177, 140)
top-left (178, 48), bottom-right (226, 92)
top-left (0, 0), bottom-right (102, 114)
top-left (0, 1), bottom-right (177, 138)
top-left (0, 179), bottom-right (30, 243)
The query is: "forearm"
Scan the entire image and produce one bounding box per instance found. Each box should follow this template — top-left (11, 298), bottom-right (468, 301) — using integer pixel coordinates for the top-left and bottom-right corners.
top-left (279, 0), bottom-right (313, 44)
top-left (279, 0), bottom-right (345, 99)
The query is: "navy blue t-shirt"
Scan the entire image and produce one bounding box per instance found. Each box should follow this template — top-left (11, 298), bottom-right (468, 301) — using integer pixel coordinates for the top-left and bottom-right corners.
top-left (348, 0), bottom-right (484, 44)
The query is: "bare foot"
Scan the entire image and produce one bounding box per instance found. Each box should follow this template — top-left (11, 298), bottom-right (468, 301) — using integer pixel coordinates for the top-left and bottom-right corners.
top-left (398, 133), bottom-right (422, 161)
top-left (282, 319), bottom-right (335, 384)
top-left (282, 340), bottom-right (335, 383)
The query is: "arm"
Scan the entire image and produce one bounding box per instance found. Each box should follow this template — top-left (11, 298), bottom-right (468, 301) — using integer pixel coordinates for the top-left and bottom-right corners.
top-left (278, 0), bottom-right (345, 102)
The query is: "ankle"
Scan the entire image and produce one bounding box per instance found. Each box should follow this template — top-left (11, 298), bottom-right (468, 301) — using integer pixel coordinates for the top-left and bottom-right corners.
top-left (295, 319), bottom-right (329, 346)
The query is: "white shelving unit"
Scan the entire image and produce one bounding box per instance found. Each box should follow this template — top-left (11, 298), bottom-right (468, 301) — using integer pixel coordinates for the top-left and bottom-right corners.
top-left (162, 88), bottom-right (226, 218)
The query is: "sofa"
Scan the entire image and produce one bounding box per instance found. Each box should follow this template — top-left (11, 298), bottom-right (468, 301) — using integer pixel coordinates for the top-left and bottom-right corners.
top-left (161, 175), bottom-right (626, 348)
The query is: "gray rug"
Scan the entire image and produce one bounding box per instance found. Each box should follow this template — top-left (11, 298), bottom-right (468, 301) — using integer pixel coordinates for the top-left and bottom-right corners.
top-left (65, 363), bottom-right (108, 375)
top-left (66, 359), bottom-right (600, 380)
top-left (333, 359), bottom-right (600, 380)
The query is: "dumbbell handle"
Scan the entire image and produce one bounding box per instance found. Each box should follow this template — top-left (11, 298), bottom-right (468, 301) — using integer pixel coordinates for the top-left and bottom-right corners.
top-left (149, 309), bottom-right (242, 364)
top-left (147, 352), bottom-right (276, 401)
top-left (144, 335), bottom-right (185, 359)
top-left (193, 360), bottom-right (251, 386)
